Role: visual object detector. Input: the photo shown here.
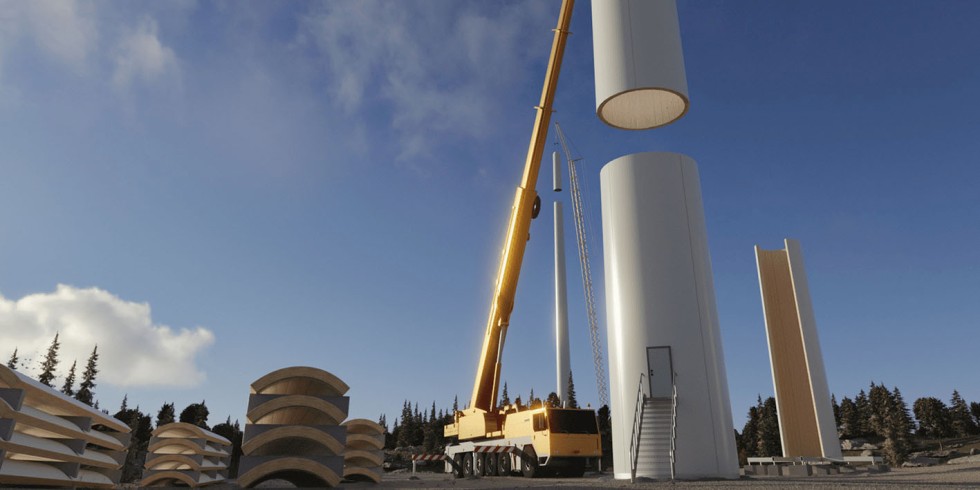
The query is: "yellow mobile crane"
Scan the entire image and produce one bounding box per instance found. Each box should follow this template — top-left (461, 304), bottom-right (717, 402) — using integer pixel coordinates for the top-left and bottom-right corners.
top-left (442, 0), bottom-right (601, 478)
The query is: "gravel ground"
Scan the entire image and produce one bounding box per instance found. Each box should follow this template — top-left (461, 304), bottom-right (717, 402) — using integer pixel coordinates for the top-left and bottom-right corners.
top-left (340, 461), bottom-right (980, 489)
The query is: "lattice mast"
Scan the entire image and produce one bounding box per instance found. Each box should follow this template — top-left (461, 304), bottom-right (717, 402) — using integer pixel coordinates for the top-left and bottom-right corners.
top-left (554, 122), bottom-right (609, 408)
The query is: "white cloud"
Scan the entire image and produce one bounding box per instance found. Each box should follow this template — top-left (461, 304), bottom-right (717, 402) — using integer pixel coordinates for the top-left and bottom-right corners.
top-left (112, 17), bottom-right (180, 90)
top-left (0, 285), bottom-right (214, 388)
top-left (0, 0), bottom-right (97, 73)
top-left (299, 1), bottom-right (552, 161)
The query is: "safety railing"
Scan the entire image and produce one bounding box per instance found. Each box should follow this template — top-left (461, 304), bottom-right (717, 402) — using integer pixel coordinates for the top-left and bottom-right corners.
top-left (629, 372), bottom-right (646, 483)
top-left (669, 381), bottom-right (678, 481)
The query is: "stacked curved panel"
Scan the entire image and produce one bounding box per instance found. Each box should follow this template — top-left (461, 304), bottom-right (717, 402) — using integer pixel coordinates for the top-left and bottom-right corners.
top-left (341, 419), bottom-right (383, 483)
top-left (237, 367), bottom-right (350, 488)
top-left (0, 365), bottom-right (131, 488)
top-left (141, 422), bottom-right (231, 487)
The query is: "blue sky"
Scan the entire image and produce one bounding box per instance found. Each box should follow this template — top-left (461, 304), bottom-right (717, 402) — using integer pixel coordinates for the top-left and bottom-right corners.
top-left (1, 0), bottom-right (979, 429)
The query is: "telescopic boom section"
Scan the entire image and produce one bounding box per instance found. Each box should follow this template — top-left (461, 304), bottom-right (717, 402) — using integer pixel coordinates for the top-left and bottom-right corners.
top-left (469, 0), bottom-right (575, 414)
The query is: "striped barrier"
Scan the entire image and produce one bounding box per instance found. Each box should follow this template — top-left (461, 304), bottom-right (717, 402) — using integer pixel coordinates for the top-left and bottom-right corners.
top-left (411, 454), bottom-right (448, 462)
top-left (473, 446), bottom-right (518, 455)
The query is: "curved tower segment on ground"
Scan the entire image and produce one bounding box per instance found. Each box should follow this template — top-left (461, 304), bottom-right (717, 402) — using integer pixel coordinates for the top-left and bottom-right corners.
top-left (141, 422), bottom-right (232, 487)
top-left (0, 365), bottom-right (131, 488)
top-left (237, 366), bottom-right (350, 488)
top-left (341, 418), bottom-right (384, 483)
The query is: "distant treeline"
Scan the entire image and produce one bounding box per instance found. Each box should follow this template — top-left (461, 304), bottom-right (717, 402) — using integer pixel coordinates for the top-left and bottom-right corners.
top-left (737, 382), bottom-right (980, 465)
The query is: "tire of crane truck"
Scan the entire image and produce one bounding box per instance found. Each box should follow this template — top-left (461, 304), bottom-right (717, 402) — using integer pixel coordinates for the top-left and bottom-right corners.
top-left (521, 445), bottom-right (538, 478)
top-left (485, 451), bottom-right (498, 476)
top-left (462, 453), bottom-right (474, 477)
top-left (452, 454), bottom-right (465, 478)
top-left (473, 452), bottom-right (485, 477)
top-left (498, 452), bottom-right (512, 475)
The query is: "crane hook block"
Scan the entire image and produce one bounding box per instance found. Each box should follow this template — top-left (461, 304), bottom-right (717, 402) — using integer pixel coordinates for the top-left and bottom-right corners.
top-left (531, 195), bottom-right (542, 219)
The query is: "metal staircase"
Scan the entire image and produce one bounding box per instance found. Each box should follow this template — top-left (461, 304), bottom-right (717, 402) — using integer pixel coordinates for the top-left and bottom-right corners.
top-left (630, 373), bottom-right (678, 482)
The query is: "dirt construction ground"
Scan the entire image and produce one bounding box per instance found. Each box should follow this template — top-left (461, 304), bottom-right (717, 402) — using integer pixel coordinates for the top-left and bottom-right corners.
top-left (340, 461), bottom-right (980, 489)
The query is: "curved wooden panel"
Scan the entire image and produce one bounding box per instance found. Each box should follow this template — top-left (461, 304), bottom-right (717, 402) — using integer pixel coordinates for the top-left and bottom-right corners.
top-left (140, 470), bottom-right (201, 487)
top-left (343, 449), bottom-right (383, 467)
top-left (152, 422), bottom-right (231, 446)
top-left (343, 465), bottom-right (382, 483)
top-left (345, 433), bottom-right (383, 451)
top-left (148, 438), bottom-right (226, 458)
top-left (0, 365), bottom-right (129, 433)
top-left (237, 457), bottom-right (341, 488)
top-left (342, 418), bottom-right (383, 435)
top-left (250, 366), bottom-right (349, 397)
top-left (242, 425), bottom-right (344, 457)
top-left (246, 395), bottom-right (346, 426)
top-left (0, 399), bottom-right (125, 451)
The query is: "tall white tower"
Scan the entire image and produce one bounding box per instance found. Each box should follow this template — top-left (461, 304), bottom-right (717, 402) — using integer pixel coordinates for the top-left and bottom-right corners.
top-left (601, 153), bottom-right (738, 480)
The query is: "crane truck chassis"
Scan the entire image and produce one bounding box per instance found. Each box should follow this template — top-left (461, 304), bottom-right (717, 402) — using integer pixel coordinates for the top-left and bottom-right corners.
top-left (441, 0), bottom-right (602, 478)
top-left (443, 403), bottom-right (600, 478)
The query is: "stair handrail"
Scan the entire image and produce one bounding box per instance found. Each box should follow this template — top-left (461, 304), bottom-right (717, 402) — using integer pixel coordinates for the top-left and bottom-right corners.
top-left (669, 379), bottom-right (678, 481)
top-left (629, 372), bottom-right (647, 483)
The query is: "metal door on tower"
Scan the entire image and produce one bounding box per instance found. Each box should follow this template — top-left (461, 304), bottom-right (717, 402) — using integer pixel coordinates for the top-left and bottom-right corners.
top-left (647, 346), bottom-right (673, 398)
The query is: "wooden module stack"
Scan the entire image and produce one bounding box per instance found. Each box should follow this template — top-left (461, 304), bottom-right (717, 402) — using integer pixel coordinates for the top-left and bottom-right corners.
top-left (0, 364), bottom-right (131, 488)
top-left (141, 422), bottom-right (232, 487)
top-left (237, 366), bottom-right (350, 488)
top-left (341, 418), bottom-right (384, 483)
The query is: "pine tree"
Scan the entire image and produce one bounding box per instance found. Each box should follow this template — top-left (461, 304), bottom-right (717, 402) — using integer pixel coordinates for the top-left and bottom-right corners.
top-left (868, 382), bottom-right (892, 437)
top-left (157, 402), bottom-right (176, 427)
top-left (500, 382), bottom-right (511, 406)
top-left (546, 392), bottom-right (561, 408)
top-left (119, 395), bottom-right (129, 413)
top-left (838, 397), bottom-right (860, 439)
top-left (61, 360), bottom-right (77, 396)
top-left (756, 397), bottom-right (782, 457)
top-left (882, 386), bottom-right (913, 465)
top-left (831, 394), bottom-right (841, 433)
top-left (179, 401), bottom-right (210, 429)
top-left (6, 348), bottom-right (18, 369)
top-left (567, 371), bottom-right (579, 408)
top-left (37, 333), bottom-right (61, 387)
top-left (75, 346), bottom-right (99, 406)
top-left (855, 389), bottom-right (871, 437)
top-left (913, 397), bottom-right (951, 450)
top-left (452, 395), bottom-right (459, 413)
top-left (740, 405), bottom-right (760, 461)
top-left (397, 401), bottom-right (414, 448)
top-left (970, 402), bottom-right (980, 427)
top-left (949, 390), bottom-right (977, 436)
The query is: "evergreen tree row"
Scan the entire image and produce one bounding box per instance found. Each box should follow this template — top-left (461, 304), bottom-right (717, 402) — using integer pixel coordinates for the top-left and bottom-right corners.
top-left (7, 334), bottom-right (101, 406)
top-left (737, 382), bottom-right (980, 466)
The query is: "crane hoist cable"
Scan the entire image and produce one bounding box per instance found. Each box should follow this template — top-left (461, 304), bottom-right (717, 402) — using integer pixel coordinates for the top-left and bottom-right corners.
top-left (554, 122), bottom-right (609, 408)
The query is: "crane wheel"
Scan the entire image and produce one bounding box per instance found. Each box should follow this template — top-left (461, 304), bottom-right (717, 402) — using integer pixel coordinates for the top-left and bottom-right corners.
top-left (521, 445), bottom-right (538, 478)
top-left (485, 452), bottom-right (498, 476)
top-left (474, 452), bottom-right (485, 477)
top-left (462, 453), bottom-right (474, 477)
top-left (531, 195), bottom-right (542, 219)
top-left (498, 452), bottom-right (512, 475)
top-left (452, 454), bottom-right (465, 478)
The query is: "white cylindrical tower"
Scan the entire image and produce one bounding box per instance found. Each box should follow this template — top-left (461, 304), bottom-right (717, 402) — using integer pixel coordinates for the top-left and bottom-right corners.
top-left (554, 202), bottom-right (571, 406)
top-left (592, 0), bottom-right (689, 130)
top-left (601, 152), bottom-right (737, 480)
top-left (552, 151), bottom-right (563, 192)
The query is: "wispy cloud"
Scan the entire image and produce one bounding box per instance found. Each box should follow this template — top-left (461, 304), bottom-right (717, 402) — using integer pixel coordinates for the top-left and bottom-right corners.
top-left (0, 285), bottom-right (214, 388)
top-left (298, 1), bottom-right (552, 161)
top-left (112, 17), bottom-right (181, 91)
top-left (0, 0), bottom-right (98, 73)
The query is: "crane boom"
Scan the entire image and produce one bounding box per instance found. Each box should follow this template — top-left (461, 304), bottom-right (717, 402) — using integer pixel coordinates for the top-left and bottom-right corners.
top-left (469, 0), bottom-right (575, 416)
